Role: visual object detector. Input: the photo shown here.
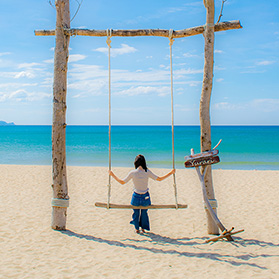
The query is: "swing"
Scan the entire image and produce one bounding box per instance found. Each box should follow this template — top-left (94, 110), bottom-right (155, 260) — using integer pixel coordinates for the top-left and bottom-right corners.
top-left (95, 30), bottom-right (187, 210)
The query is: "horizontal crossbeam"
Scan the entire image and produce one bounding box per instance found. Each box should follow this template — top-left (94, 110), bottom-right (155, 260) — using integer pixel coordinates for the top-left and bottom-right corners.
top-left (35, 20), bottom-right (242, 38)
top-left (95, 202), bottom-right (188, 209)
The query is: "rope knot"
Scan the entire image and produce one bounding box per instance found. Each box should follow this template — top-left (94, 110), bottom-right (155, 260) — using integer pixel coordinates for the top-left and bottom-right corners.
top-left (106, 29), bottom-right (112, 48)
top-left (169, 29), bottom-right (175, 46)
top-left (203, 23), bottom-right (215, 31)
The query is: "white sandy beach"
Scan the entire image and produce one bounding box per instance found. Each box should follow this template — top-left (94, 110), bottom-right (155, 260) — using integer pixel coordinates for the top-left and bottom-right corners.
top-left (0, 165), bottom-right (279, 278)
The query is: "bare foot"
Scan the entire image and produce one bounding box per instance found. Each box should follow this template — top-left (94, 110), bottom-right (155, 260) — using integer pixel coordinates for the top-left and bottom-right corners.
top-left (135, 230), bottom-right (140, 234)
top-left (142, 229), bottom-right (146, 233)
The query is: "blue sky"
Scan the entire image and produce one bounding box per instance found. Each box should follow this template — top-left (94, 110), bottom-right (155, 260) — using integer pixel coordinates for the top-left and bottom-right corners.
top-left (0, 0), bottom-right (278, 125)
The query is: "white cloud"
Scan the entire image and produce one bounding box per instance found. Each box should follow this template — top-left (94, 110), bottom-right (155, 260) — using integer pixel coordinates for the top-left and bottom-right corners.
top-left (14, 62), bottom-right (50, 80)
top-left (214, 65), bottom-right (226, 71)
top-left (0, 89), bottom-right (51, 102)
top-left (174, 68), bottom-right (203, 75)
top-left (69, 64), bottom-right (108, 81)
top-left (67, 64), bottom-right (108, 97)
top-left (94, 44), bottom-right (137, 57)
top-left (213, 102), bottom-right (229, 109)
top-left (213, 99), bottom-right (279, 113)
top-left (241, 69), bottom-right (266, 74)
top-left (68, 79), bottom-right (106, 97)
top-left (44, 59), bottom-right (53, 64)
top-left (0, 52), bottom-right (11, 56)
top-left (14, 71), bottom-right (35, 79)
top-left (40, 77), bottom-right (53, 88)
top-left (115, 86), bottom-right (170, 97)
top-left (256, 60), bottom-right (276, 66)
top-left (0, 67), bottom-right (50, 80)
top-left (183, 52), bottom-right (199, 58)
top-left (188, 81), bottom-right (201, 87)
top-left (167, 7), bottom-right (184, 13)
top-left (9, 89), bottom-right (29, 100)
top-left (213, 102), bottom-right (245, 110)
top-left (18, 62), bottom-right (41, 69)
top-left (214, 49), bottom-right (224, 54)
top-left (69, 54), bottom-right (86, 63)
top-left (0, 82), bottom-right (38, 89)
top-left (252, 99), bottom-right (279, 112)
top-left (66, 62), bottom-right (204, 100)
top-left (72, 94), bottom-right (82, 99)
top-left (216, 78), bottom-right (224, 82)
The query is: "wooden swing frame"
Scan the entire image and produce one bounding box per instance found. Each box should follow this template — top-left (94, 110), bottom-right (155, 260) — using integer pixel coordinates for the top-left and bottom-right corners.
top-left (34, 0), bottom-right (242, 229)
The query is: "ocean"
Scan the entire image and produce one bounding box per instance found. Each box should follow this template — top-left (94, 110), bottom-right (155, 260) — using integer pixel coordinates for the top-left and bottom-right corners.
top-left (0, 125), bottom-right (278, 170)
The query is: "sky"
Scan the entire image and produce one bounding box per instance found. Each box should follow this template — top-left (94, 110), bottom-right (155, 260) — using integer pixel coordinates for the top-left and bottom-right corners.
top-left (0, 0), bottom-right (278, 125)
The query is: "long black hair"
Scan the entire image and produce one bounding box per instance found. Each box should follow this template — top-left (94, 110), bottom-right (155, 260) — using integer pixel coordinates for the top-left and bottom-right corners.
top-left (134, 154), bottom-right (148, 172)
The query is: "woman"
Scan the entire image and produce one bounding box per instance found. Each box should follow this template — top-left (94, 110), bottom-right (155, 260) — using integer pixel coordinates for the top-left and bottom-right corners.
top-left (109, 154), bottom-right (175, 234)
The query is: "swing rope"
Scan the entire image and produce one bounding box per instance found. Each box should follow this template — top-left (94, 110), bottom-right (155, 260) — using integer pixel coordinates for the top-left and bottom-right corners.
top-left (169, 29), bottom-right (178, 209)
top-left (103, 30), bottom-right (179, 210)
top-left (107, 29), bottom-right (112, 209)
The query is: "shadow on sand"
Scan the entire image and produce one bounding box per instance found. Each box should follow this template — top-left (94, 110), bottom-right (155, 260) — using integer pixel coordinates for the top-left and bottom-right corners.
top-left (60, 230), bottom-right (279, 270)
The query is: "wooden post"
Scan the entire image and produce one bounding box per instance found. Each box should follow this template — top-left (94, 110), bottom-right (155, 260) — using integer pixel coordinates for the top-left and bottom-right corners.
top-left (200, 0), bottom-right (219, 235)
top-left (51, 0), bottom-right (70, 230)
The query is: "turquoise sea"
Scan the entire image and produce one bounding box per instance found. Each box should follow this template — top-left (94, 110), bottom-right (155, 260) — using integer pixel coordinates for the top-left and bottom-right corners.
top-left (0, 125), bottom-right (278, 170)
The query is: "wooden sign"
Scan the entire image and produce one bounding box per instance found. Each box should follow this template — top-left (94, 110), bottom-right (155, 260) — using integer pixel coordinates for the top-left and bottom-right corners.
top-left (184, 149), bottom-right (219, 161)
top-left (184, 155), bottom-right (220, 168)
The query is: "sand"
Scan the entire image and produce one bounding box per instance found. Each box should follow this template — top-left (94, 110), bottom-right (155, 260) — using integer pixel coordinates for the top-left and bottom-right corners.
top-left (0, 164), bottom-right (279, 278)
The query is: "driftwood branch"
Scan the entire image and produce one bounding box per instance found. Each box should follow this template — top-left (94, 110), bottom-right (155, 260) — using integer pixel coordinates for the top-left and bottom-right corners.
top-left (48, 0), bottom-right (55, 9)
top-left (217, 0), bottom-right (227, 23)
top-left (35, 20), bottom-right (242, 37)
top-left (205, 229), bottom-right (244, 243)
top-left (71, 0), bottom-right (83, 22)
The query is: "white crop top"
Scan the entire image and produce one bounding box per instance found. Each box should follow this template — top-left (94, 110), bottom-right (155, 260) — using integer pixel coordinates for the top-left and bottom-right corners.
top-left (123, 168), bottom-right (158, 194)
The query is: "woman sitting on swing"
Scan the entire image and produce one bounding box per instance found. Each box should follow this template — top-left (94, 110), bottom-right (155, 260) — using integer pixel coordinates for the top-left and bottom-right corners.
top-left (109, 154), bottom-right (175, 234)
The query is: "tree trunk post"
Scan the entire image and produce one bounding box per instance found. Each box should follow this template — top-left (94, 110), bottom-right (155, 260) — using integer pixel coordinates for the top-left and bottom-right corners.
top-left (200, 0), bottom-right (219, 235)
top-left (51, 0), bottom-right (70, 230)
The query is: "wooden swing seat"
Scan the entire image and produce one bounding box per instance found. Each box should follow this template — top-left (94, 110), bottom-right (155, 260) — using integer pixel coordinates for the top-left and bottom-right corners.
top-left (95, 202), bottom-right (188, 209)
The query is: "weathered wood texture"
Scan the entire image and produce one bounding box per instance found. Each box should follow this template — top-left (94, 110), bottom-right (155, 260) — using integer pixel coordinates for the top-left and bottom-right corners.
top-left (95, 202), bottom-right (188, 209)
top-left (194, 163), bottom-right (234, 241)
top-left (205, 229), bottom-right (244, 243)
top-left (184, 149), bottom-right (218, 161)
top-left (200, 0), bottom-right (219, 235)
top-left (51, 0), bottom-right (70, 231)
top-left (185, 155), bottom-right (220, 168)
top-left (35, 20), bottom-right (242, 37)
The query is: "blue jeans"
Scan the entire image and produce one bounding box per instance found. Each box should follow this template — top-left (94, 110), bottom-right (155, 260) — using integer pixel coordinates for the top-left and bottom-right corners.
top-left (130, 192), bottom-right (151, 231)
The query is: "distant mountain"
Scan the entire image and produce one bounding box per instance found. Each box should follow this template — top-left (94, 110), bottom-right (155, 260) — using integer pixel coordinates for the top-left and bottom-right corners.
top-left (0, 121), bottom-right (15, 126)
